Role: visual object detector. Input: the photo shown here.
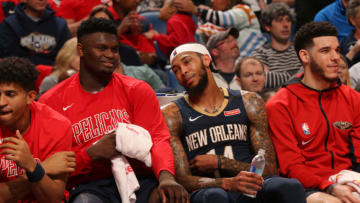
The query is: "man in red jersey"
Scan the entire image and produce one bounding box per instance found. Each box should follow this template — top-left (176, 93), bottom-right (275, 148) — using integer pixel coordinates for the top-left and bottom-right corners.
top-left (0, 57), bottom-right (75, 202)
top-left (266, 21), bottom-right (360, 203)
top-left (39, 18), bottom-right (188, 203)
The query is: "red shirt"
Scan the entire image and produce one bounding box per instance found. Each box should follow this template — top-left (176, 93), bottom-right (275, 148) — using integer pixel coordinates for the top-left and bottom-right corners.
top-left (153, 13), bottom-right (196, 57)
top-left (266, 78), bottom-right (360, 190)
top-left (0, 102), bottom-right (73, 202)
top-left (108, 6), bottom-right (156, 53)
top-left (57, 0), bottom-right (111, 21)
top-left (39, 73), bottom-right (174, 188)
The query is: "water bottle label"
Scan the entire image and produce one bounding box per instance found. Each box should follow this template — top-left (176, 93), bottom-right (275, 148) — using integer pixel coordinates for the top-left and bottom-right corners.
top-left (250, 165), bottom-right (263, 175)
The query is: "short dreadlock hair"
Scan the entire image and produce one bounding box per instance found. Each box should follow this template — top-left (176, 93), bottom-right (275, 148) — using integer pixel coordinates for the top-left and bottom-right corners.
top-left (77, 18), bottom-right (117, 43)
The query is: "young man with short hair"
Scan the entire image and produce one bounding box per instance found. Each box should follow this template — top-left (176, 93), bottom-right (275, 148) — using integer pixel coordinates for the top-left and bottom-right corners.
top-left (0, 57), bottom-right (74, 202)
top-left (266, 21), bottom-right (360, 202)
top-left (40, 18), bottom-right (188, 203)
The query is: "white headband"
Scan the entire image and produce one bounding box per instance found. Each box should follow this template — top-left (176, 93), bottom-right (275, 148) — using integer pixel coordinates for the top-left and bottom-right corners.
top-left (170, 43), bottom-right (212, 65)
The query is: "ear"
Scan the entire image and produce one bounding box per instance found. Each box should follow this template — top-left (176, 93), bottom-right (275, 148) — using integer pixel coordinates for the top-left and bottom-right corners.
top-left (210, 49), bottom-right (219, 58)
top-left (264, 24), bottom-right (271, 33)
top-left (235, 76), bottom-right (242, 87)
top-left (349, 17), bottom-right (356, 26)
top-left (201, 54), bottom-right (212, 67)
top-left (299, 49), bottom-right (310, 64)
top-left (77, 43), bottom-right (84, 57)
top-left (26, 90), bottom-right (37, 105)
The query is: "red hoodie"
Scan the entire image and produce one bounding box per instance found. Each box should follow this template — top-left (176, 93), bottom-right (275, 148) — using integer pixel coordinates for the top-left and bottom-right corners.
top-left (266, 77), bottom-right (360, 190)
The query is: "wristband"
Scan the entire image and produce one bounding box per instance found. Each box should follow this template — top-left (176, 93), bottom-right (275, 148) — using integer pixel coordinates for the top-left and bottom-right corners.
top-left (26, 162), bottom-right (45, 183)
top-left (217, 155), bottom-right (221, 170)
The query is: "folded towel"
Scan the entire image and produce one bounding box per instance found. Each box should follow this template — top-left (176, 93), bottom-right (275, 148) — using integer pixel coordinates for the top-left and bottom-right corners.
top-left (111, 123), bottom-right (153, 203)
top-left (329, 170), bottom-right (360, 199)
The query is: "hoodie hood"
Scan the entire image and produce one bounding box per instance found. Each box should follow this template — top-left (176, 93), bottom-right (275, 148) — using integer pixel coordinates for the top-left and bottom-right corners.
top-left (282, 74), bottom-right (342, 102)
top-left (15, 2), bottom-right (54, 23)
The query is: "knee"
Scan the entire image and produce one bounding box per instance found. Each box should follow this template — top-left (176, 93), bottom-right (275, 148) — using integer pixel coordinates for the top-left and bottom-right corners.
top-left (70, 192), bottom-right (104, 203)
top-left (191, 188), bottom-right (229, 203)
top-left (306, 192), bottom-right (342, 203)
top-left (265, 177), bottom-right (304, 193)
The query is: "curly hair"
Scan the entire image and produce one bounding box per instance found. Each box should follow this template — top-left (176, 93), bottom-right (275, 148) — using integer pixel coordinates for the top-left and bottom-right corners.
top-left (0, 57), bottom-right (39, 91)
top-left (294, 22), bottom-right (337, 58)
top-left (89, 6), bottom-right (114, 20)
top-left (261, 2), bottom-right (295, 27)
top-left (77, 18), bottom-right (117, 43)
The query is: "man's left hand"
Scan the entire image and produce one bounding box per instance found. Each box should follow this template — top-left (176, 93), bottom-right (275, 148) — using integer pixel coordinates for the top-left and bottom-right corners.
top-left (190, 155), bottom-right (217, 174)
top-left (158, 171), bottom-right (189, 203)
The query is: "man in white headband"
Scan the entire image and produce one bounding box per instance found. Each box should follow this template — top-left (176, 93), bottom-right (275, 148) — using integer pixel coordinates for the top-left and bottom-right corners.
top-left (161, 43), bottom-right (307, 203)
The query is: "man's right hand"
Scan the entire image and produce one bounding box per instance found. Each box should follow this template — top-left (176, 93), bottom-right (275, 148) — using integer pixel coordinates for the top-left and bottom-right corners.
top-left (221, 171), bottom-right (263, 195)
top-left (86, 131), bottom-right (121, 161)
top-left (42, 151), bottom-right (76, 176)
top-left (332, 184), bottom-right (360, 203)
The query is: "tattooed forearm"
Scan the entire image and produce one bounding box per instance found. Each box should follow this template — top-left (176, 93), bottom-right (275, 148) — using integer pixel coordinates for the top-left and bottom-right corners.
top-left (220, 156), bottom-right (250, 177)
top-left (162, 103), bottom-right (224, 192)
top-left (242, 92), bottom-right (277, 177)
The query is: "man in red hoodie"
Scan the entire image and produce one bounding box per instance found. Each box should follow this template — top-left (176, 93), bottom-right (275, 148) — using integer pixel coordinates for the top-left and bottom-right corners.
top-left (266, 21), bottom-right (360, 203)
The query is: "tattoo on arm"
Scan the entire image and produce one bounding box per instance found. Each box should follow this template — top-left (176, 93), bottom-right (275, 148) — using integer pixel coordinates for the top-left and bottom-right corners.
top-left (219, 156), bottom-right (250, 177)
top-left (242, 92), bottom-right (277, 177)
top-left (161, 103), bottom-right (225, 192)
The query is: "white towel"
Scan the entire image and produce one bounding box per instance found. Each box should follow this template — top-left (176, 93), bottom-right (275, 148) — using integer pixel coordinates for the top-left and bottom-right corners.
top-left (329, 170), bottom-right (360, 199)
top-left (111, 123), bottom-right (153, 203)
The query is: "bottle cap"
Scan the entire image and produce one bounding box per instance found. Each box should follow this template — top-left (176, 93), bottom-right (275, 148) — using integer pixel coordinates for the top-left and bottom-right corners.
top-left (258, 149), bottom-right (265, 155)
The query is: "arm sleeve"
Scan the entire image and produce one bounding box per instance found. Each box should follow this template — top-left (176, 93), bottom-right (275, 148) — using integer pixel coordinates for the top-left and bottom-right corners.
top-left (153, 19), bottom-right (195, 56)
top-left (199, 4), bottom-right (258, 30)
top-left (266, 99), bottom-right (333, 190)
top-left (130, 82), bottom-right (175, 178)
top-left (56, 0), bottom-right (76, 20)
top-left (265, 71), bottom-right (292, 89)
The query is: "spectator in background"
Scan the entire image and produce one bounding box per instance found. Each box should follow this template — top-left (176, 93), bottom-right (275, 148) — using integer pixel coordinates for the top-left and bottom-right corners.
top-left (39, 38), bottom-right (79, 96)
top-left (57, 0), bottom-right (111, 35)
top-left (314, 0), bottom-right (353, 42)
top-left (235, 57), bottom-right (265, 93)
top-left (174, 0), bottom-right (267, 60)
top-left (0, 0), bottom-right (71, 66)
top-left (252, 2), bottom-right (302, 89)
top-left (349, 61), bottom-right (360, 91)
top-left (206, 27), bottom-right (241, 90)
top-left (144, 0), bottom-right (196, 57)
top-left (339, 54), bottom-right (351, 86)
top-left (108, 0), bottom-right (159, 68)
top-left (235, 57), bottom-right (276, 102)
top-left (340, 0), bottom-right (360, 66)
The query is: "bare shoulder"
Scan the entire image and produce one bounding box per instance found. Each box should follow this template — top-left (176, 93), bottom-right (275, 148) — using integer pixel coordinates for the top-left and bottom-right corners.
top-left (241, 91), bottom-right (266, 119)
top-left (161, 102), bottom-right (183, 137)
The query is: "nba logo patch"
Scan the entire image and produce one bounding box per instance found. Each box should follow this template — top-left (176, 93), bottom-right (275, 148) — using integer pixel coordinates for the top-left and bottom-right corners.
top-left (173, 50), bottom-right (177, 56)
top-left (302, 123), bottom-right (310, 135)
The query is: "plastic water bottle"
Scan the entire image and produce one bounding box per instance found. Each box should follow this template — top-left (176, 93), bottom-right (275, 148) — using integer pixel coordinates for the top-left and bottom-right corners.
top-left (244, 149), bottom-right (265, 198)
